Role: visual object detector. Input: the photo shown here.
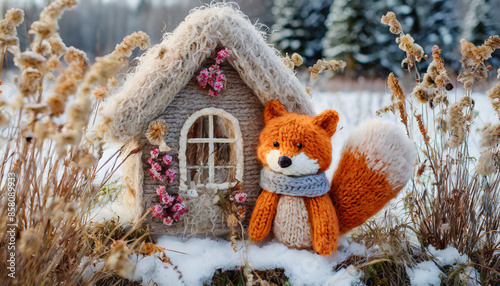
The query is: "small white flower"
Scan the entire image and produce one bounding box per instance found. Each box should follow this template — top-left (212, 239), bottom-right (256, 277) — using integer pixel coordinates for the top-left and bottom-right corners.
top-left (187, 189), bottom-right (198, 198)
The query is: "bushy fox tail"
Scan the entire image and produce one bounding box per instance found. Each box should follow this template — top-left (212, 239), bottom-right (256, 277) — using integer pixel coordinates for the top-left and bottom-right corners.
top-left (330, 120), bottom-right (415, 234)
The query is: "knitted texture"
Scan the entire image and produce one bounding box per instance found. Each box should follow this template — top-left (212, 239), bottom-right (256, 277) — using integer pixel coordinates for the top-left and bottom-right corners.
top-left (249, 100), bottom-right (340, 255)
top-left (257, 101), bottom-right (338, 174)
top-left (248, 190), bottom-right (279, 241)
top-left (306, 194), bottom-right (339, 255)
top-left (260, 167), bottom-right (330, 197)
top-left (97, 3), bottom-right (315, 143)
top-left (142, 60), bottom-right (265, 236)
top-left (249, 101), bottom-right (415, 255)
top-left (330, 120), bottom-right (416, 234)
top-left (273, 195), bottom-right (313, 249)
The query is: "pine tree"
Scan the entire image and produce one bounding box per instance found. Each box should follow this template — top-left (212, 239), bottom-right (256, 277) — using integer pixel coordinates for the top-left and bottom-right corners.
top-left (415, 0), bottom-right (461, 69)
top-left (322, 0), bottom-right (418, 76)
top-left (461, 0), bottom-right (500, 67)
top-left (270, 0), bottom-right (331, 64)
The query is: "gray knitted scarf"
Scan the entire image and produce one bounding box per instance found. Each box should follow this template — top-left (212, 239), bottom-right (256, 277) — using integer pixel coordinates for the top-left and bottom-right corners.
top-left (260, 167), bottom-right (330, 197)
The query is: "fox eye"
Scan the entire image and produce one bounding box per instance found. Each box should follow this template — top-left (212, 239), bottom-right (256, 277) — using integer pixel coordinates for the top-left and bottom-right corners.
top-left (297, 142), bottom-right (303, 149)
top-left (273, 141), bottom-right (279, 147)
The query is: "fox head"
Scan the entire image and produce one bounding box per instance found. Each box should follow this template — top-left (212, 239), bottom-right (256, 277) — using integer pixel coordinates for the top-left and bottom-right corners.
top-left (257, 100), bottom-right (339, 176)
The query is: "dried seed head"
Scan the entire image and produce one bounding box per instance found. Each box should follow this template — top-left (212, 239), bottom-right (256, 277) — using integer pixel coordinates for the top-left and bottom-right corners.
top-left (145, 119), bottom-right (170, 152)
top-left (226, 214), bottom-right (238, 228)
top-left (381, 12), bottom-right (402, 35)
top-left (480, 123), bottom-right (500, 148)
top-left (309, 59), bottom-right (346, 80)
top-left (291, 53), bottom-right (303, 67)
top-left (282, 54), bottom-right (293, 70)
top-left (415, 114), bottom-right (430, 143)
top-left (139, 242), bottom-right (165, 256)
top-left (447, 96), bottom-right (472, 148)
top-left (476, 150), bottom-right (497, 176)
top-left (29, 0), bottom-right (78, 46)
top-left (0, 8), bottom-right (25, 54)
top-left (458, 36), bottom-right (500, 89)
top-left (107, 240), bottom-right (133, 278)
top-left (18, 229), bottom-right (42, 256)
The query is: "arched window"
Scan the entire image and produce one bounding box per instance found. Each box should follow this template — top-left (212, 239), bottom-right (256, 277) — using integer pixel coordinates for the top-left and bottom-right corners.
top-left (179, 108), bottom-right (243, 192)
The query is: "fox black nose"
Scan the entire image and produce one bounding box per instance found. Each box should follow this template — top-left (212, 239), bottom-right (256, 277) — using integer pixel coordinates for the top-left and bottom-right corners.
top-left (278, 156), bottom-right (292, 168)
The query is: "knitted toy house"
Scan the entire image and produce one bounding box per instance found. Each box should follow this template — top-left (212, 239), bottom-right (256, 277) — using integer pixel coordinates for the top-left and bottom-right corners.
top-left (98, 4), bottom-right (315, 236)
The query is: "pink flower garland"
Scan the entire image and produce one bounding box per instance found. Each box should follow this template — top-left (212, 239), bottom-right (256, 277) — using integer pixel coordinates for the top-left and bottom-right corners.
top-left (152, 186), bottom-right (187, 226)
top-left (147, 148), bottom-right (186, 226)
top-left (196, 48), bottom-right (230, 97)
top-left (147, 148), bottom-right (176, 183)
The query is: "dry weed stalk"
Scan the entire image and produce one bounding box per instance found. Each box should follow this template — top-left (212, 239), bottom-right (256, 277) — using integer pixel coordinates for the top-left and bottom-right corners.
top-left (309, 59), bottom-right (346, 80)
top-left (0, 3), bottom-right (152, 284)
top-left (377, 11), bottom-right (500, 285)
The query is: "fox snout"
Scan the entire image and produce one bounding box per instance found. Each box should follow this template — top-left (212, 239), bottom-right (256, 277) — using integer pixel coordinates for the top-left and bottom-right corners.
top-left (278, 156), bottom-right (292, 168)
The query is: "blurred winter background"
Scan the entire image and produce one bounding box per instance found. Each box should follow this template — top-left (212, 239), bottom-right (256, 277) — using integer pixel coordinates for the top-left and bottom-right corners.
top-left (2, 1), bottom-right (499, 285)
top-left (2, 0), bottom-right (499, 83)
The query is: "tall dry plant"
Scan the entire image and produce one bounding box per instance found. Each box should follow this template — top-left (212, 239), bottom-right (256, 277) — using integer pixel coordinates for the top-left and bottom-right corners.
top-left (0, 1), bottom-right (151, 284)
top-left (375, 11), bottom-right (500, 285)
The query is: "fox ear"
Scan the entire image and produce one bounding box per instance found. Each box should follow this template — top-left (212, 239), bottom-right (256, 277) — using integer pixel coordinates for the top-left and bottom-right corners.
top-left (264, 100), bottom-right (287, 123)
top-left (312, 110), bottom-right (339, 137)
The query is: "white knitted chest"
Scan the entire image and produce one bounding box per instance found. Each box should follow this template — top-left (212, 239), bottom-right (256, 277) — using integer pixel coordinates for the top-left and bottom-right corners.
top-left (273, 195), bottom-right (313, 249)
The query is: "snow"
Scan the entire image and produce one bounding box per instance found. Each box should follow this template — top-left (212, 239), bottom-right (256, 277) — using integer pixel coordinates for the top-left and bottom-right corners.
top-left (427, 245), bottom-right (469, 267)
top-left (130, 235), bottom-right (366, 286)
top-left (406, 261), bottom-right (443, 286)
top-left (89, 89), bottom-right (495, 285)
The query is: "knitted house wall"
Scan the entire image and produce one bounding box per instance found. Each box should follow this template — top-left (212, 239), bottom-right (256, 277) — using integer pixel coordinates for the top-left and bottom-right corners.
top-left (99, 3), bottom-right (316, 236)
top-left (143, 59), bottom-right (264, 236)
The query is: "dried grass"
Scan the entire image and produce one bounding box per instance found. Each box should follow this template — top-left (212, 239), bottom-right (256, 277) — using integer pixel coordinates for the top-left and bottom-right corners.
top-left (0, 2), bottom-right (152, 284)
top-left (356, 11), bottom-right (500, 285)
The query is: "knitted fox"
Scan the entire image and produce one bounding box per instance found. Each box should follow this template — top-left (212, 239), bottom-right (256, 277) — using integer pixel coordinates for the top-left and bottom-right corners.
top-left (248, 100), bottom-right (415, 255)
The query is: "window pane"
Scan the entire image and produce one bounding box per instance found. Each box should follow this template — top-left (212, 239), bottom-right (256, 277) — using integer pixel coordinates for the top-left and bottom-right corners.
top-left (213, 142), bottom-right (233, 166)
top-left (186, 143), bottom-right (209, 166)
top-left (187, 116), bottom-right (210, 138)
top-left (187, 166), bottom-right (209, 185)
top-left (213, 115), bottom-right (234, 139)
top-left (214, 167), bottom-right (236, 184)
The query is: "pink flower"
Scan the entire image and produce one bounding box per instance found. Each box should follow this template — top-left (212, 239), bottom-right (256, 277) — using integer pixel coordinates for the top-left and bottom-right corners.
top-left (216, 74), bottom-right (226, 82)
top-left (208, 90), bottom-right (218, 97)
top-left (156, 185), bottom-right (166, 196)
top-left (147, 158), bottom-right (154, 165)
top-left (173, 212), bottom-right (182, 222)
top-left (213, 81), bottom-right (224, 92)
top-left (161, 193), bottom-right (174, 206)
top-left (199, 69), bottom-right (209, 78)
top-left (216, 49), bottom-right (230, 64)
top-left (163, 216), bottom-right (173, 225)
top-left (171, 203), bottom-right (183, 212)
top-left (151, 148), bottom-right (159, 159)
top-left (152, 162), bottom-right (162, 171)
top-left (197, 74), bottom-right (207, 88)
top-left (149, 168), bottom-right (163, 181)
top-left (152, 205), bottom-right (163, 218)
top-left (209, 65), bottom-right (220, 74)
top-left (176, 196), bottom-right (183, 203)
top-left (162, 154), bottom-right (172, 165)
top-left (207, 77), bottom-right (214, 87)
top-left (148, 168), bottom-right (164, 182)
top-left (234, 192), bottom-right (247, 204)
top-left (165, 169), bottom-right (176, 184)
top-left (177, 206), bottom-right (187, 215)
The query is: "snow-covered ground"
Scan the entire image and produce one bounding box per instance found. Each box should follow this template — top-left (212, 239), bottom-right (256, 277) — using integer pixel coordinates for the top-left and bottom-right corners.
top-left (91, 89), bottom-right (496, 286)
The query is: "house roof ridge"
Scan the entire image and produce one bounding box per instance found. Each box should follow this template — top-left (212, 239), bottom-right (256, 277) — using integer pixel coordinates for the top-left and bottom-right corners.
top-left (96, 3), bottom-right (315, 143)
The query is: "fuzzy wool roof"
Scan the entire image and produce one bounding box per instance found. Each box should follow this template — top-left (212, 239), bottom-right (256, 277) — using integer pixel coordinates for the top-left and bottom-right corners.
top-left (98, 3), bottom-right (315, 142)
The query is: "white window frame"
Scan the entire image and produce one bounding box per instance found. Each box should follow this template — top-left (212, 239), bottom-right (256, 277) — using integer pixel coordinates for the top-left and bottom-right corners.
top-left (179, 108), bottom-right (244, 192)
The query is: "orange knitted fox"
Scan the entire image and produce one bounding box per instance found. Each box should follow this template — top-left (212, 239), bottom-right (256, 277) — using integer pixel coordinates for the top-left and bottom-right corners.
top-left (249, 100), bottom-right (415, 255)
